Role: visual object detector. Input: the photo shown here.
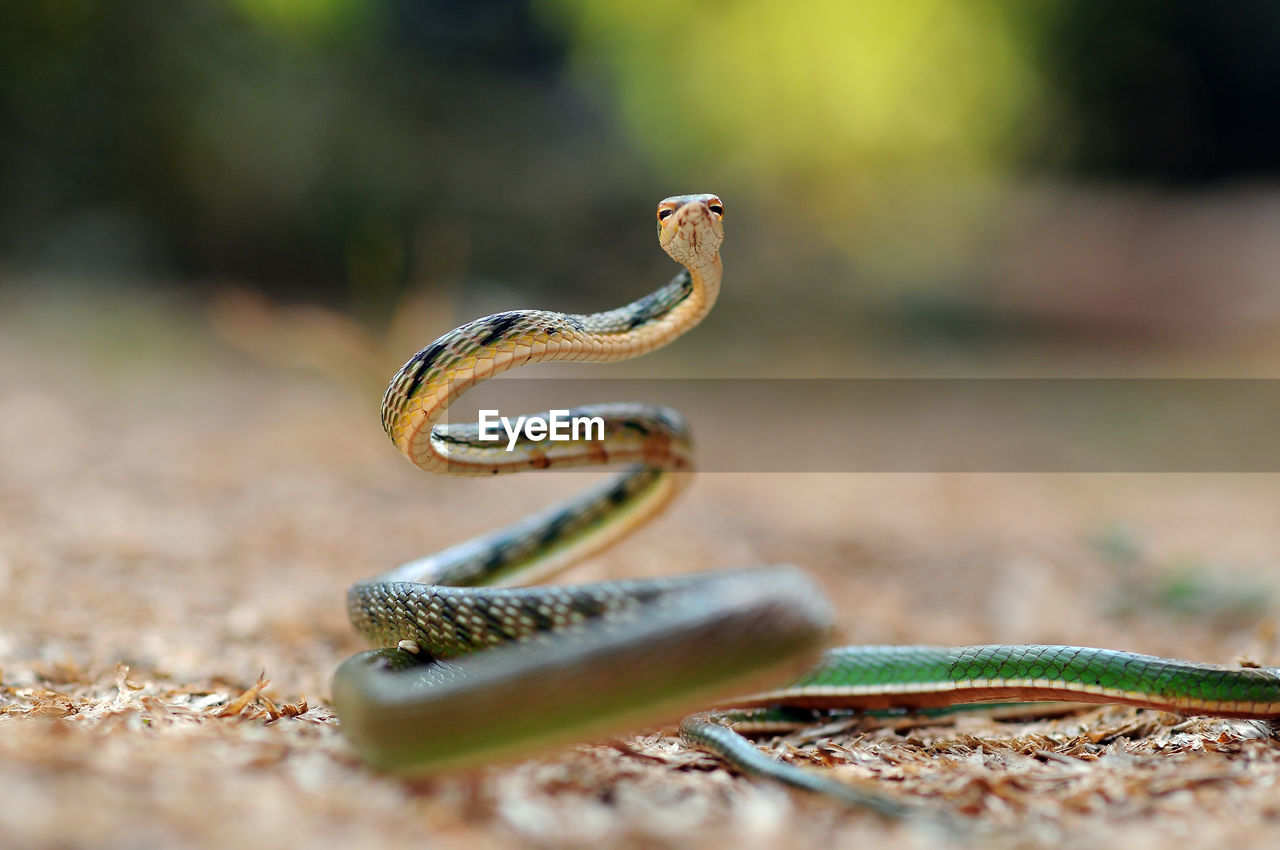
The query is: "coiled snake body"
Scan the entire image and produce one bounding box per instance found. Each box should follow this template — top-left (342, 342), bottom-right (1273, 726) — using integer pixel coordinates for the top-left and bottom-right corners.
top-left (333, 194), bottom-right (1280, 812)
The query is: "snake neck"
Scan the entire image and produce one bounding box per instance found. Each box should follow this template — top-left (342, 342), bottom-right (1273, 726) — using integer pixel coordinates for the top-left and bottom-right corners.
top-left (611, 255), bottom-right (721, 355)
top-left (670, 256), bottom-right (722, 339)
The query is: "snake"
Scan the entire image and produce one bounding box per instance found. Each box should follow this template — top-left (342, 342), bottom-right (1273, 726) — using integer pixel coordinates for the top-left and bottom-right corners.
top-left (331, 193), bottom-right (1280, 813)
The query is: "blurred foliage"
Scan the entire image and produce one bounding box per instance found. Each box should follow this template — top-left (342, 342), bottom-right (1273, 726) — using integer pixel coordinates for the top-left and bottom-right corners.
top-left (0, 0), bottom-right (634, 320)
top-left (538, 0), bottom-right (1037, 184)
top-left (2, 0), bottom-right (1279, 321)
top-left (228, 0), bottom-right (375, 43)
top-left (1035, 2), bottom-right (1280, 181)
top-left (539, 1), bottom-right (1280, 186)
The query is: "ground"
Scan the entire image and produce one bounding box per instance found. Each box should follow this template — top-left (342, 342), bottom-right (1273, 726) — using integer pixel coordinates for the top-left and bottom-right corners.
top-left (3, 285), bottom-right (1280, 849)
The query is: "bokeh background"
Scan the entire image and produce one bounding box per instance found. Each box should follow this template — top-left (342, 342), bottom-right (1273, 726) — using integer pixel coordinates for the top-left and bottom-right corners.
top-left (5, 4), bottom-right (1280, 848)
top-left (5, 0), bottom-right (1280, 372)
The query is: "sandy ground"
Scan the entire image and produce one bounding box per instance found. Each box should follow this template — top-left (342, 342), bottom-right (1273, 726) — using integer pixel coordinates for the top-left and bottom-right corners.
top-left (4, 286), bottom-right (1280, 849)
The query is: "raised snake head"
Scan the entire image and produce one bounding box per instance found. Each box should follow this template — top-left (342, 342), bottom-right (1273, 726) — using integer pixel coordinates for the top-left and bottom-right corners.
top-left (657, 194), bottom-right (725, 269)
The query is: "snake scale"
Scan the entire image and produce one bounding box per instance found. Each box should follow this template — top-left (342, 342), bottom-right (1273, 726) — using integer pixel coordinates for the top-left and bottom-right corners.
top-left (331, 194), bottom-right (1280, 814)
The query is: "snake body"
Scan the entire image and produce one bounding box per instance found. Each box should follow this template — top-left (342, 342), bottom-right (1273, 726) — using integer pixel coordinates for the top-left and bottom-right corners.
top-left (333, 194), bottom-right (1280, 808)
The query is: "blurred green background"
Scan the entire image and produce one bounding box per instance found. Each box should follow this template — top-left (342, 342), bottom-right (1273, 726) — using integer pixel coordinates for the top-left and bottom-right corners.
top-left (4, 1), bottom-right (1280, 370)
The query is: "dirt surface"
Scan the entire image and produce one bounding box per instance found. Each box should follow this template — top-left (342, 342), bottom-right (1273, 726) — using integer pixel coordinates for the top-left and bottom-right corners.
top-left (4, 287), bottom-right (1280, 849)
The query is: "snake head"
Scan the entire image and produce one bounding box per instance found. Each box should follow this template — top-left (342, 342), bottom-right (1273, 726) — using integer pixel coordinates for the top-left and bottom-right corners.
top-left (657, 194), bottom-right (725, 267)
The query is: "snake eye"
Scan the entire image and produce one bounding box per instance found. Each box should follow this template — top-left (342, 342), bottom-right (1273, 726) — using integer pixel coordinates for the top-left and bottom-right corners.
top-left (657, 208), bottom-right (675, 221)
